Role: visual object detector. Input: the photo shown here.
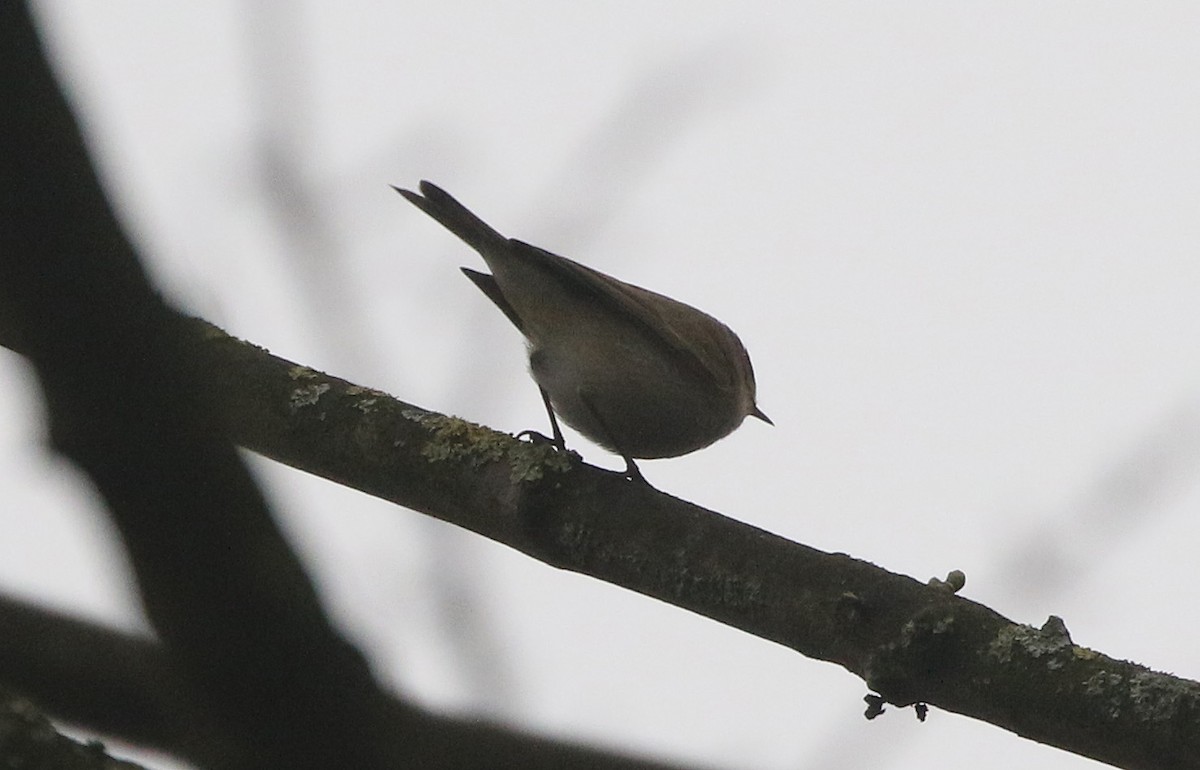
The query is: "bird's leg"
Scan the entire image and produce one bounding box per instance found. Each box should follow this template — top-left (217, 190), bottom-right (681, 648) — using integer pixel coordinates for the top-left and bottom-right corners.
top-left (539, 387), bottom-right (567, 449)
top-left (620, 455), bottom-right (647, 485)
top-left (516, 386), bottom-right (567, 450)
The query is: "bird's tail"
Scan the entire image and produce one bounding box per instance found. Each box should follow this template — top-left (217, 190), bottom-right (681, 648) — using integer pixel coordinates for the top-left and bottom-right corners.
top-left (393, 180), bottom-right (507, 255)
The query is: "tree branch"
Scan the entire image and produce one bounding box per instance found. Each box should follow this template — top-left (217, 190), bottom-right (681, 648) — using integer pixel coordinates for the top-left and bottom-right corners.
top-left (0, 594), bottom-right (697, 770)
top-left (0, 683), bottom-right (147, 770)
top-left (0, 4), bottom-right (699, 769)
top-left (1, 2), bottom-right (1196, 768)
top-left (178, 317), bottom-right (1200, 770)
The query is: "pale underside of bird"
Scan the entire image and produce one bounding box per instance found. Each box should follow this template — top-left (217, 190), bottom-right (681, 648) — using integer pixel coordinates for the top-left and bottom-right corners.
top-left (396, 181), bottom-right (769, 481)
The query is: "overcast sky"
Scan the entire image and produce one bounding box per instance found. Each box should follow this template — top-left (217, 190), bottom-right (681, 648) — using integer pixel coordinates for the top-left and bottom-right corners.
top-left (4, 3), bottom-right (1200, 768)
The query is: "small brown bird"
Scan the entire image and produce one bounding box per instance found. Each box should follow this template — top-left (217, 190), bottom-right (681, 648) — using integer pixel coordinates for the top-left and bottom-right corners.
top-left (395, 181), bottom-right (770, 481)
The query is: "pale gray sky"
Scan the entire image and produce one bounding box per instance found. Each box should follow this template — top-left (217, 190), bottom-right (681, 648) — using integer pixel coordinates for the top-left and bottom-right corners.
top-left (4, 2), bottom-right (1199, 768)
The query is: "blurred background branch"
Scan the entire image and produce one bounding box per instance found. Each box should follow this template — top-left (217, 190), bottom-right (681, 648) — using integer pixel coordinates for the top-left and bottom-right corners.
top-left (4, 3), bottom-right (1200, 770)
top-left (0, 4), bottom-right (705, 769)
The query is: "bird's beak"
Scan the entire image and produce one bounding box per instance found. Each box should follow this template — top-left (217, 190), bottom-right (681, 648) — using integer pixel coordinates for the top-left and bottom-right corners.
top-left (750, 406), bottom-right (773, 426)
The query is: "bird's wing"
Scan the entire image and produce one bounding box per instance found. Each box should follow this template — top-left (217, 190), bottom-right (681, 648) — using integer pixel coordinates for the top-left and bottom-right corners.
top-left (510, 239), bottom-right (739, 391)
top-left (460, 267), bottom-right (525, 332)
top-left (397, 181), bottom-right (738, 391)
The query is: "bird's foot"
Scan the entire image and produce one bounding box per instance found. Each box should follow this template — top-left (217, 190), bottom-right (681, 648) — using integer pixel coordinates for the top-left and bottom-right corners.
top-left (516, 429), bottom-right (566, 451)
top-left (622, 457), bottom-right (653, 486)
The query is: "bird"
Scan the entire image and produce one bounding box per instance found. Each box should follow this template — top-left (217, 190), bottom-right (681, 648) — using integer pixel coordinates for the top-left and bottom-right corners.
top-left (394, 180), bottom-right (770, 481)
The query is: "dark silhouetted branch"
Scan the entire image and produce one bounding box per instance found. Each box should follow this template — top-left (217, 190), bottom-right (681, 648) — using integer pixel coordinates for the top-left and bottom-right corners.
top-left (1, 3), bottom-right (1197, 769)
top-left (0, 4), bottom-right (699, 769)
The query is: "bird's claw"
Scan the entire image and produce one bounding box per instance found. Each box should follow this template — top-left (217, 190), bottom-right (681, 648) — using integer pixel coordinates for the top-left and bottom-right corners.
top-left (515, 430), bottom-right (565, 451)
